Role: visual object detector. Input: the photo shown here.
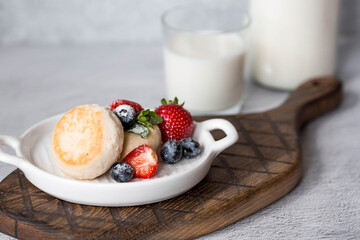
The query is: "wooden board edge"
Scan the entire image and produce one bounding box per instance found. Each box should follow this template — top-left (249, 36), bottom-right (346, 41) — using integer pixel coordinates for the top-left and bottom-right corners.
top-left (0, 171), bottom-right (77, 240)
top-left (148, 158), bottom-right (302, 239)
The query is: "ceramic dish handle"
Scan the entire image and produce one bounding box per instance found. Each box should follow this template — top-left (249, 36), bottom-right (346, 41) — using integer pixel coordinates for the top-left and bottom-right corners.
top-left (0, 135), bottom-right (24, 168)
top-left (201, 119), bottom-right (239, 155)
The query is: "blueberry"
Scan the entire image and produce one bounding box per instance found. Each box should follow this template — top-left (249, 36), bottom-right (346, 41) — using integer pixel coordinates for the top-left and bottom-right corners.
top-left (180, 138), bottom-right (201, 159)
top-left (110, 162), bottom-right (133, 182)
top-left (113, 105), bottom-right (136, 130)
top-left (161, 140), bottom-right (183, 164)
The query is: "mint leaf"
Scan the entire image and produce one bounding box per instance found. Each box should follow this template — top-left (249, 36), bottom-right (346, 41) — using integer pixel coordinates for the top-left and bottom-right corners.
top-left (128, 123), bottom-right (149, 138)
top-left (138, 116), bottom-right (147, 122)
top-left (126, 109), bottom-right (163, 139)
top-left (142, 109), bottom-right (151, 115)
top-left (136, 109), bottom-right (163, 129)
top-left (137, 120), bottom-right (153, 128)
top-left (148, 111), bottom-right (163, 125)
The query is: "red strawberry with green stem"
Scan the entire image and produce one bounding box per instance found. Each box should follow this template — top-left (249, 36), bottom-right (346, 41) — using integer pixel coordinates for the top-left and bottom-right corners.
top-left (123, 145), bottom-right (158, 179)
top-left (155, 97), bottom-right (194, 142)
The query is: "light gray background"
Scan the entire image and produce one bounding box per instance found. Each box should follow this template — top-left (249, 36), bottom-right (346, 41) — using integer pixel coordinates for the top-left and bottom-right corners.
top-left (0, 0), bottom-right (250, 45)
top-left (0, 1), bottom-right (360, 239)
top-left (0, 0), bottom-right (359, 45)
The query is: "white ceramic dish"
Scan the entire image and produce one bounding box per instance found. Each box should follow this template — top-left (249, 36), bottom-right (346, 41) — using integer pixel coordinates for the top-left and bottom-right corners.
top-left (0, 115), bottom-right (238, 206)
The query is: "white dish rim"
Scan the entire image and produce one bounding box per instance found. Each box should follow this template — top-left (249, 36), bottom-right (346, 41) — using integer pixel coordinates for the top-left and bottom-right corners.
top-left (0, 113), bottom-right (238, 206)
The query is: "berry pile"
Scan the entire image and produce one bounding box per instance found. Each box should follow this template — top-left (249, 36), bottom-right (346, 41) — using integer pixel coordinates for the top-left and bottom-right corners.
top-left (109, 99), bottom-right (163, 138)
top-left (108, 97), bottom-right (202, 183)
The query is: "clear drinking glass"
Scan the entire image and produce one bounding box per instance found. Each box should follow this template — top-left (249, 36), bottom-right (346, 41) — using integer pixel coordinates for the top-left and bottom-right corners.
top-left (162, 4), bottom-right (250, 115)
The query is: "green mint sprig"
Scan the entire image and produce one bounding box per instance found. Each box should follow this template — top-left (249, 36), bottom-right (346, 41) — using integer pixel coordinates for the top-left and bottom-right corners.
top-left (136, 109), bottom-right (163, 129)
top-left (127, 109), bottom-right (163, 138)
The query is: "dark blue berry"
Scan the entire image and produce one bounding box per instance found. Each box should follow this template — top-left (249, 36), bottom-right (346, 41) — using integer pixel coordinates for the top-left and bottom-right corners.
top-left (113, 105), bottom-right (136, 130)
top-left (110, 162), bottom-right (133, 182)
top-left (180, 138), bottom-right (201, 159)
top-left (161, 140), bottom-right (183, 164)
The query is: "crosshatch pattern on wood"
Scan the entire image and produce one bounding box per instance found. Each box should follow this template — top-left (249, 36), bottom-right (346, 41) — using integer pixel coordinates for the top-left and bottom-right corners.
top-left (0, 78), bottom-right (341, 240)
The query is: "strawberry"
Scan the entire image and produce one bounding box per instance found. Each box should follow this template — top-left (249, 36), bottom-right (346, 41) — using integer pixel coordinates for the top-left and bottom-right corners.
top-left (123, 145), bottom-right (158, 178)
top-left (109, 99), bottom-right (144, 113)
top-left (155, 97), bottom-right (194, 142)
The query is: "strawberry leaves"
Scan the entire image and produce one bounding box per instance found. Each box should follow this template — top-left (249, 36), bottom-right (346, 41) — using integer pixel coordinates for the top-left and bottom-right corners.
top-left (161, 97), bottom-right (185, 107)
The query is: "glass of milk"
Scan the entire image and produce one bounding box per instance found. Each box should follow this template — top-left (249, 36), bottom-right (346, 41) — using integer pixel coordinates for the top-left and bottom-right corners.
top-left (162, 4), bottom-right (250, 115)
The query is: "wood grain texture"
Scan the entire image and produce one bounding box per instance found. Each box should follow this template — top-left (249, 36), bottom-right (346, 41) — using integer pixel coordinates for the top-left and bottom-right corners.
top-left (0, 77), bottom-right (341, 240)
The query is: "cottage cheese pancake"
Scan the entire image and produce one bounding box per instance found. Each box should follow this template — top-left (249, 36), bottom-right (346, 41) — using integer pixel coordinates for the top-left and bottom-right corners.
top-left (52, 104), bottom-right (124, 180)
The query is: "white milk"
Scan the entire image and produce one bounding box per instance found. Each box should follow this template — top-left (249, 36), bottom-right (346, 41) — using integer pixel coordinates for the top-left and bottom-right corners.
top-left (164, 33), bottom-right (246, 113)
top-left (251, 0), bottom-right (339, 90)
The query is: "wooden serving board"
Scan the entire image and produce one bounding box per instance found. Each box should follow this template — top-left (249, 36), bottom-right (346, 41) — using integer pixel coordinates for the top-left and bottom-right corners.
top-left (0, 77), bottom-right (341, 240)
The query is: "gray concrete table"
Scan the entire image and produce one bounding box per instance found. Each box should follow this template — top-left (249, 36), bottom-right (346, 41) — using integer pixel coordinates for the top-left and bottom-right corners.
top-left (0, 35), bottom-right (359, 239)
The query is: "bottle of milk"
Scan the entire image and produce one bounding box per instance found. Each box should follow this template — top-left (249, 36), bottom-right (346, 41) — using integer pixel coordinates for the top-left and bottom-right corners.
top-left (251, 0), bottom-right (339, 90)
